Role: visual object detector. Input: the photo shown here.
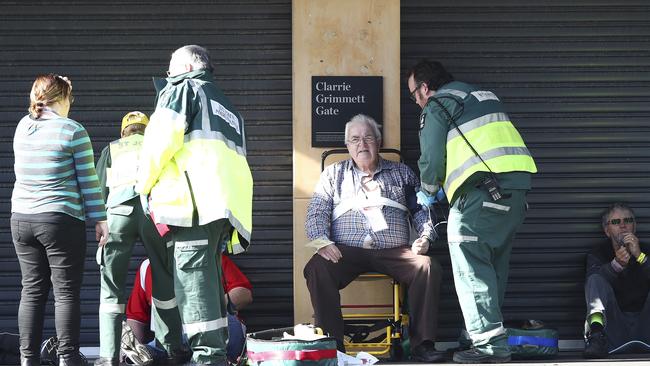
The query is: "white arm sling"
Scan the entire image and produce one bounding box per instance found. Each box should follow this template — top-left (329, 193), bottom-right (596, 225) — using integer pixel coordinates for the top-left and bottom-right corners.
top-left (332, 196), bottom-right (408, 221)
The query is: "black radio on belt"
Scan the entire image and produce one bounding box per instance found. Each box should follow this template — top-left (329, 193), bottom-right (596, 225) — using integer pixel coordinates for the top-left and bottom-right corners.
top-left (481, 175), bottom-right (502, 201)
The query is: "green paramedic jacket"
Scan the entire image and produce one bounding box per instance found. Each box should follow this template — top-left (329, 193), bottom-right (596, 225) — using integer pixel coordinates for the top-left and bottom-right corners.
top-left (417, 81), bottom-right (537, 204)
top-left (96, 134), bottom-right (143, 208)
top-left (135, 69), bottom-right (253, 253)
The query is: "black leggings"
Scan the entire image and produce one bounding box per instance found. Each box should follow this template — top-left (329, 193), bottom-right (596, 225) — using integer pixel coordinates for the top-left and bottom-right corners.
top-left (11, 217), bottom-right (86, 360)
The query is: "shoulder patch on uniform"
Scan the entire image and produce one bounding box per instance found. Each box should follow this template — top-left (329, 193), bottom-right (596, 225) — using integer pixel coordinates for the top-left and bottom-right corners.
top-left (419, 113), bottom-right (426, 130)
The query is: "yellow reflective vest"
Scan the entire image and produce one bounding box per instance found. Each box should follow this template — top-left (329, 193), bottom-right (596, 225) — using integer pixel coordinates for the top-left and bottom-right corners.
top-left (135, 70), bottom-right (253, 252)
top-left (418, 81), bottom-right (537, 203)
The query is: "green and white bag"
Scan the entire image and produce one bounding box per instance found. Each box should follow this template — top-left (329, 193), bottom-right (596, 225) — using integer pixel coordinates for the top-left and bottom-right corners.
top-left (247, 327), bottom-right (338, 366)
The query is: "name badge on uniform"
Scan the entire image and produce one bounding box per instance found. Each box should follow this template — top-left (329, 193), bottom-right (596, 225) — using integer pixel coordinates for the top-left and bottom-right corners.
top-left (471, 90), bottom-right (499, 102)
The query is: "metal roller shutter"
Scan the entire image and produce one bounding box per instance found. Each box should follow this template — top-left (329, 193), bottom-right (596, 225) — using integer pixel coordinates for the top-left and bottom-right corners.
top-left (401, 0), bottom-right (650, 341)
top-left (0, 1), bottom-right (292, 345)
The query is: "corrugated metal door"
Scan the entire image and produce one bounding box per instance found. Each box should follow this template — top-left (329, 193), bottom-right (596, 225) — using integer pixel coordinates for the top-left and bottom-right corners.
top-left (0, 1), bottom-right (292, 345)
top-left (401, 0), bottom-right (650, 341)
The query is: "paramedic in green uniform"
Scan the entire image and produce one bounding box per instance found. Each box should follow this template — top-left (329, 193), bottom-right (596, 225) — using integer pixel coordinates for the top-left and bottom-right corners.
top-left (406, 60), bottom-right (537, 364)
top-left (95, 112), bottom-right (184, 366)
top-left (136, 45), bottom-right (253, 366)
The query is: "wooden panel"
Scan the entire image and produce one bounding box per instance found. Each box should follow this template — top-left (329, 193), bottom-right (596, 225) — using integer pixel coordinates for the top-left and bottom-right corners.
top-left (292, 0), bottom-right (401, 324)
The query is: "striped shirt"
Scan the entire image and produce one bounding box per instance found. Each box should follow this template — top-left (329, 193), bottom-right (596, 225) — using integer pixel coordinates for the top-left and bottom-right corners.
top-left (306, 158), bottom-right (435, 249)
top-left (12, 111), bottom-right (107, 222)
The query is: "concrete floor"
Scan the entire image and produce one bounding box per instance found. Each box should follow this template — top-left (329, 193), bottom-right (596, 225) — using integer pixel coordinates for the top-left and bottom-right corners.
top-left (80, 345), bottom-right (650, 365)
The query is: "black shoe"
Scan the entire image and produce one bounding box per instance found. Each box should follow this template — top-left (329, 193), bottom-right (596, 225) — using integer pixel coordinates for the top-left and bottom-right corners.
top-left (40, 336), bottom-right (59, 366)
top-left (583, 330), bottom-right (608, 359)
top-left (93, 357), bottom-right (120, 366)
top-left (410, 341), bottom-right (445, 362)
top-left (452, 348), bottom-right (511, 364)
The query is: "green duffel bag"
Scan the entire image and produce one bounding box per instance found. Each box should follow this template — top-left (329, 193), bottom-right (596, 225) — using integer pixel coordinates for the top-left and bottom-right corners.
top-left (507, 326), bottom-right (559, 359)
top-left (247, 327), bottom-right (338, 366)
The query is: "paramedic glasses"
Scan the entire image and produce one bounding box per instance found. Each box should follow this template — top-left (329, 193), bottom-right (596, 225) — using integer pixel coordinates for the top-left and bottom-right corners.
top-left (409, 82), bottom-right (424, 102)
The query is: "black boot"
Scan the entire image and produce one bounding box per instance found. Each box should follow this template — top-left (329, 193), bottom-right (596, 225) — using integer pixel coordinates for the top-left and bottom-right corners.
top-left (583, 330), bottom-right (608, 359)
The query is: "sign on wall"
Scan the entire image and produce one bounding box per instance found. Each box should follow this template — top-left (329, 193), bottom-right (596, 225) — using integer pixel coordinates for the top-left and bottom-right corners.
top-left (311, 76), bottom-right (383, 147)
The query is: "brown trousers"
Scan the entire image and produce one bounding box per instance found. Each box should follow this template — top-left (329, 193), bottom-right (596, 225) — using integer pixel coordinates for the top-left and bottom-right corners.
top-left (303, 245), bottom-right (442, 348)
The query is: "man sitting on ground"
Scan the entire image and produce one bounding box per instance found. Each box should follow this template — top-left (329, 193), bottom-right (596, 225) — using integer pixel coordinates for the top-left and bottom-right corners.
top-left (583, 202), bottom-right (650, 358)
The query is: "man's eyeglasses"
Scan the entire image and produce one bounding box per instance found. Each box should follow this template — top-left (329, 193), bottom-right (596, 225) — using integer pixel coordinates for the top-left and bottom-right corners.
top-left (608, 217), bottom-right (635, 225)
top-left (409, 82), bottom-right (423, 102)
top-left (347, 136), bottom-right (376, 145)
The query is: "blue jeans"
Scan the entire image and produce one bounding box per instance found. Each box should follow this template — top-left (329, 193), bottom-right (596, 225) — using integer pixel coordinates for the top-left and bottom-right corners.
top-left (11, 217), bottom-right (87, 360)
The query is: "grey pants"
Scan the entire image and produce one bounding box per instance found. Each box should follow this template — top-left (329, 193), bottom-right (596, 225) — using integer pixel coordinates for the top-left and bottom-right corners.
top-left (585, 273), bottom-right (650, 349)
top-left (11, 217), bottom-right (86, 361)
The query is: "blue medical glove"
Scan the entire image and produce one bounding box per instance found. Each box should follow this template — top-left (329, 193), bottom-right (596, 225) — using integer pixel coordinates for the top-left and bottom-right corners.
top-left (435, 188), bottom-right (446, 203)
top-left (416, 190), bottom-right (436, 208)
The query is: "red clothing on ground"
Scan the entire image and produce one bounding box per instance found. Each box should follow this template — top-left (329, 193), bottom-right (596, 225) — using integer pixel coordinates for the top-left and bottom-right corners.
top-left (126, 256), bottom-right (252, 323)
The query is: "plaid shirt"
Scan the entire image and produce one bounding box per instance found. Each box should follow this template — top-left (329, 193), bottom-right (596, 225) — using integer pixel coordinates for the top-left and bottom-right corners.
top-left (305, 158), bottom-right (434, 249)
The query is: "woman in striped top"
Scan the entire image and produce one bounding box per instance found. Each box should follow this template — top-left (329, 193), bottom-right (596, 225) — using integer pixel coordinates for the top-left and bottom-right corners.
top-left (11, 74), bottom-right (109, 366)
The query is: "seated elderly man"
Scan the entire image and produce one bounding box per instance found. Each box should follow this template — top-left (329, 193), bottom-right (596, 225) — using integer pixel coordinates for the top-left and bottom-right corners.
top-left (303, 114), bottom-right (444, 362)
top-left (583, 202), bottom-right (650, 358)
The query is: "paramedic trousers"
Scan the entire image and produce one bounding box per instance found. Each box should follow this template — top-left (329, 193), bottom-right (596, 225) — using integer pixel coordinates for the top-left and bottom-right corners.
top-left (170, 218), bottom-right (231, 364)
top-left (584, 273), bottom-right (650, 349)
top-left (447, 186), bottom-right (528, 356)
top-left (304, 245), bottom-right (442, 349)
top-left (98, 197), bottom-right (183, 358)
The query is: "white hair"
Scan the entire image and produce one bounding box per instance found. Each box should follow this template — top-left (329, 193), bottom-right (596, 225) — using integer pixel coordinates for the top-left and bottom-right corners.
top-left (170, 45), bottom-right (213, 72)
top-left (344, 114), bottom-right (382, 143)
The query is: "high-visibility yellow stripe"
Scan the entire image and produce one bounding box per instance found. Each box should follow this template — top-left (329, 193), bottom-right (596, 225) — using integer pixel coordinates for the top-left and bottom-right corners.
top-left (445, 152), bottom-right (536, 200)
top-left (444, 118), bottom-right (536, 200)
top-left (447, 113), bottom-right (509, 141)
top-left (149, 138), bottom-right (252, 242)
top-left (447, 121), bottom-right (527, 168)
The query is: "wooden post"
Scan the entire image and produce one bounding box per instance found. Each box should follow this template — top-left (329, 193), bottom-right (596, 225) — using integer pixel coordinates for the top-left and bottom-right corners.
top-left (292, 0), bottom-right (400, 325)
